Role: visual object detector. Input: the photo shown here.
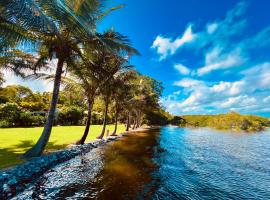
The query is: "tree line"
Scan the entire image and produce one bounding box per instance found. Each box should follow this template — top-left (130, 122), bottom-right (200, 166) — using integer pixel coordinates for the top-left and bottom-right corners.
top-left (0, 0), bottom-right (170, 158)
top-left (170, 112), bottom-right (270, 132)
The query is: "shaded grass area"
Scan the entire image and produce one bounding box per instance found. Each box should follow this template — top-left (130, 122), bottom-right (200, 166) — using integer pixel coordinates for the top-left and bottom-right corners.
top-left (0, 125), bottom-right (125, 169)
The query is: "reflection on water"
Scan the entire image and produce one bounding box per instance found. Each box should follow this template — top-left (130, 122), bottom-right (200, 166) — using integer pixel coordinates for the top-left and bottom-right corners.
top-left (15, 127), bottom-right (270, 199)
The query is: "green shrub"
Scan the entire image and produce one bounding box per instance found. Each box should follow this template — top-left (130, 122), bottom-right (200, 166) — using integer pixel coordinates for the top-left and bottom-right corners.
top-left (0, 103), bottom-right (21, 125)
top-left (0, 120), bottom-right (10, 128)
top-left (18, 112), bottom-right (34, 126)
top-left (32, 115), bottom-right (46, 126)
top-left (58, 106), bottom-right (83, 125)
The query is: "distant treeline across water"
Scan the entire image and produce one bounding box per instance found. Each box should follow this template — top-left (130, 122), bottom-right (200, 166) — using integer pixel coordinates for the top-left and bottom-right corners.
top-left (170, 112), bottom-right (270, 132)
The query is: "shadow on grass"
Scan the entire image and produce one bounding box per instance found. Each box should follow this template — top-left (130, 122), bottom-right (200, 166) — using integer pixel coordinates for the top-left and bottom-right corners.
top-left (0, 140), bottom-right (70, 169)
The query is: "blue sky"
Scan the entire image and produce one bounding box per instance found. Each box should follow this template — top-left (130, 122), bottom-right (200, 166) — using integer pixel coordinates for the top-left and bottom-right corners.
top-left (4, 0), bottom-right (270, 117)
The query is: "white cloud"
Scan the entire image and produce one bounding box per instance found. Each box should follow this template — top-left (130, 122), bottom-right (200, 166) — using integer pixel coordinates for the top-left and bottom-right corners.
top-left (197, 47), bottom-right (245, 76)
top-left (160, 1), bottom-right (270, 116)
top-left (162, 62), bottom-right (270, 115)
top-left (263, 96), bottom-right (270, 103)
top-left (174, 63), bottom-right (190, 75)
top-left (151, 25), bottom-right (195, 60)
top-left (220, 96), bottom-right (256, 108)
top-left (173, 78), bottom-right (203, 87)
top-left (207, 22), bottom-right (218, 34)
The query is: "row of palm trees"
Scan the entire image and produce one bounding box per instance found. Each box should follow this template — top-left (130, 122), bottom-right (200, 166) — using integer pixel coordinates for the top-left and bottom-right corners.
top-left (0, 0), bottom-right (161, 158)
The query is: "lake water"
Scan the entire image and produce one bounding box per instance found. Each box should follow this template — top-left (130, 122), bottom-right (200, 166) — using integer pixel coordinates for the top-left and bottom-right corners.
top-left (15, 126), bottom-right (270, 199)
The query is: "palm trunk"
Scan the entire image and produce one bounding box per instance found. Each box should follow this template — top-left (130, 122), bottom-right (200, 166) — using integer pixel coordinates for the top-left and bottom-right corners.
top-left (132, 117), bottom-right (137, 129)
top-left (23, 59), bottom-right (64, 158)
top-left (136, 112), bottom-right (142, 128)
top-left (111, 112), bottom-right (118, 136)
top-left (136, 115), bottom-right (140, 128)
top-left (125, 112), bottom-right (130, 131)
top-left (76, 97), bottom-right (94, 145)
top-left (97, 98), bottom-right (109, 139)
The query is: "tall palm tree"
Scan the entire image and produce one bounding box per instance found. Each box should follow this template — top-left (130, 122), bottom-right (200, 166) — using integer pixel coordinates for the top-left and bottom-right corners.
top-left (0, 0), bottom-right (125, 157)
top-left (96, 63), bottom-right (134, 139)
top-left (110, 70), bottom-right (137, 136)
top-left (29, 32), bottom-right (138, 146)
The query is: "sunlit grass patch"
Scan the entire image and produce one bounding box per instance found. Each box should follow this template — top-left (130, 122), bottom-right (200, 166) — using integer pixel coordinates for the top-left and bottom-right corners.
top-left (0, 125), bottom-right (125, 169)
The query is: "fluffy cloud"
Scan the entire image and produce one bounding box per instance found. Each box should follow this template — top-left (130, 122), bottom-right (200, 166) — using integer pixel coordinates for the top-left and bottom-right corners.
top-left (151, 25), bottom-right (195, 60)
top-left (197, 48), bottom-right (245, 76)
top-left (162, 62), bottom-right (270, 115)
top-left (152, 1), bottom-right (270, 76)
top-left (174, 64), bottom-right (190, 75)
top-left (158, 2), bottom-right (270, 116)
top-left (173, 78), bottom-right (203, 87)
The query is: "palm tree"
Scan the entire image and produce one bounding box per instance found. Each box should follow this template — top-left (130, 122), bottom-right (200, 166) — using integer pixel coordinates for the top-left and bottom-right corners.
top-left (29, 29), bottom-right (138, 145)
top-left (110, 70), bottom-right (137, 136)
top-left (131, 75), bottom-right (163, 128)
top-left (0, 0), bottom-right (125, 157)
top-left (96, 56), bottom-right (133, 139)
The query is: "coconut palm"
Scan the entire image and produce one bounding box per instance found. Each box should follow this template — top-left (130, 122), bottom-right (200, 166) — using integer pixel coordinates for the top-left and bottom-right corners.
top-left (34, 30), bottom-right (138, 144)
top-left (96, 55), bottom-right (134, 139)
top-left (0, 0), bottom-right (128, 157)
top-left (110, 70), bottom-right (137, 136)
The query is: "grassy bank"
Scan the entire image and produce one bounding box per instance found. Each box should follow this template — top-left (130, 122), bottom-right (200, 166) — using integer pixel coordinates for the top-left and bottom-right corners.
top-left (0, 125), bottom-right (125, 169)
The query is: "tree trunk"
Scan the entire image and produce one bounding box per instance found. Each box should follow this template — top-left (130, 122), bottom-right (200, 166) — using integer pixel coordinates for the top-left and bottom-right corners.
top-left (136, 115), bottom-right (141, 128)
top-left (136, 112), bottom-right (142, 128)
top-left (111, 112), bottom-right (118, 136)
top-left (125, 112), bottom-right (130, 131)
top-left (132, 117), bottom-right (137, 129)
top-left (76, 97), bottom-right (94, 145)
top-left (97, 98), bottom-right (109, 139)
top-left (23, 59), bottom-right (64, 158)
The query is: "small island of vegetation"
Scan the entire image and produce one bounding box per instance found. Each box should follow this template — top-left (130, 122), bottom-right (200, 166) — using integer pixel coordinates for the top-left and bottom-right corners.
top-left (170, 112), bottom-right (270, 132)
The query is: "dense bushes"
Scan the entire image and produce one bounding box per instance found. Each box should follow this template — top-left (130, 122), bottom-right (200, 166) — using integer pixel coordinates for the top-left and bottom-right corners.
top-left (0, 103), bottom-right (86, 127)
top-left (0, 103), bottom-right (46, 127)
top-left (57, 106), bottom-right (83, 126)
top-left (144, 108), bottom-right (172, 125)
top-left (170, 116), bottom-right (186, 126)
top-left (0, 103), bottom-right (21, 127)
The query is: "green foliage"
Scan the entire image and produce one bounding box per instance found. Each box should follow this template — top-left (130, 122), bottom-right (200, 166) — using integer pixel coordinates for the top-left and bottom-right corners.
top-left (0, 103), bottom-right (46, 127)
top-left (18, 112), bottom-right (46, 127)
top-left (178, 112), bottom-right (270, 132)
top-left (19, 101), bottom-right (46, 112)
top-left (144, 108), bottom-right (172, 125)
top-left (0, 120), bottom-right (10, 128)
top-left (58, 106), bottom-right (84, 125)
top-left (170, 116), bottom-right (186, 126)
top-left (0, 103), bottom-right (21, 125)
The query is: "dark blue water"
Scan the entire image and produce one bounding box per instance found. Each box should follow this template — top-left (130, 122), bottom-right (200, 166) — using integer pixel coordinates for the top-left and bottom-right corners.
top-left (15, 127), bottom-right (270, 199)
top-left (151, 126), bottom-right (270, 199)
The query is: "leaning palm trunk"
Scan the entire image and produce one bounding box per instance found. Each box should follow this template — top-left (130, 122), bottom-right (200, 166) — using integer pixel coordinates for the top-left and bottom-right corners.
top-left (132, 117), bottom-right (137, 129)
top-left (23, 59), bottom-right (64, 158)
top-left (136, 115), bottom-right (141, 128)
top-left (136, 112), bottom-right (142, 128)
top-left (97, 98), bottom-right (109, 139)
top-left (76, 97), bottom-right (94, 145)
top-left (125, 112), bottom-right (130, 131)
top-left (111, 112), bottom-right (118, 136)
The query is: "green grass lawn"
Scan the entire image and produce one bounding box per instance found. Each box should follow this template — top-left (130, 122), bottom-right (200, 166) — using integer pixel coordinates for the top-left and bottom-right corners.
top-left (0, 125), bottom-right (126, 169)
